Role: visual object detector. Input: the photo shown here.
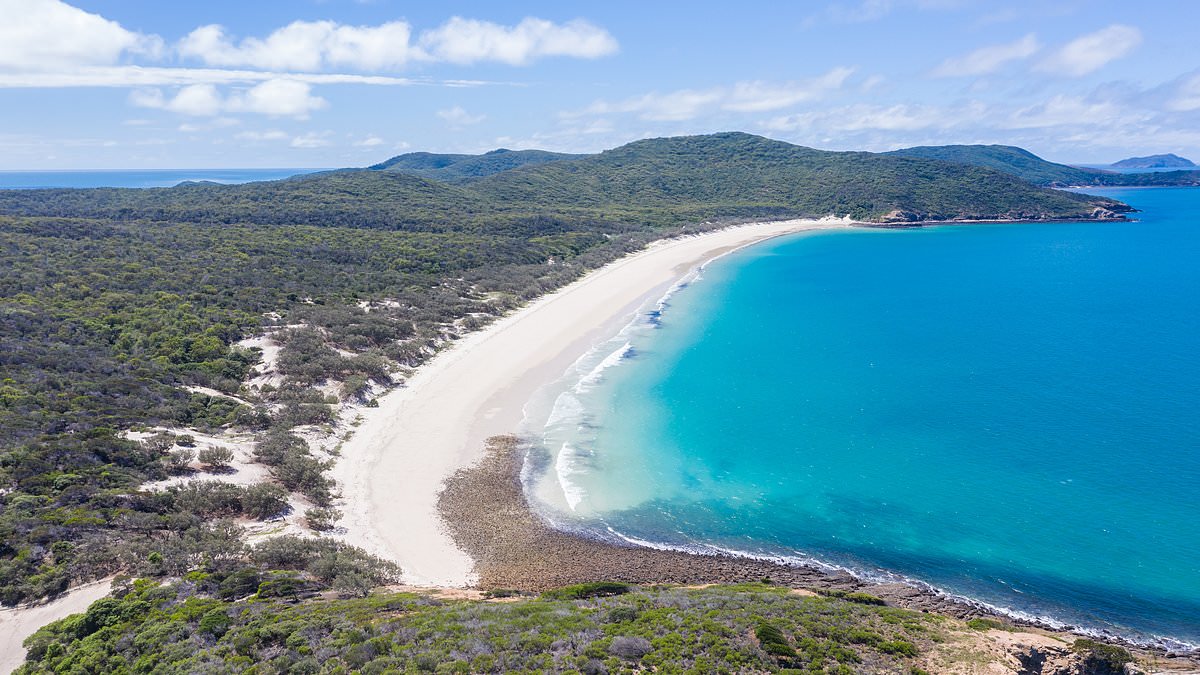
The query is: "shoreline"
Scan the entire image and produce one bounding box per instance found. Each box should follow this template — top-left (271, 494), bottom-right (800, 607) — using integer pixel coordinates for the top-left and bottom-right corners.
top-left (333, 217), bottom-right (854, 585)
top-left (440, 436), bottom-right (1200, 666)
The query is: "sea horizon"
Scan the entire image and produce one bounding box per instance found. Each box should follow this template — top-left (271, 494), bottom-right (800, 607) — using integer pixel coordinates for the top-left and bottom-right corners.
top-left (0, 167), bottom-right (330, 189)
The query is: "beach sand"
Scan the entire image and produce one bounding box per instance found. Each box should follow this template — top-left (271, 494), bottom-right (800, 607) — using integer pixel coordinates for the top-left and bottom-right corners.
top-left (0, 577), bottom-right (114, 674)
top-left (333, 218), bottom-right (852, 585)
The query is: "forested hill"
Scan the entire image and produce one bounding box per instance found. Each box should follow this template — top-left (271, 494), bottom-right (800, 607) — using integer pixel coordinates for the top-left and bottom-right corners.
top-left (368, 148), bottom-right (580, 182)
top-left (0, 133), bottom-right (1129, 225)
top-left (888, 144), bottom-right (1200, 188)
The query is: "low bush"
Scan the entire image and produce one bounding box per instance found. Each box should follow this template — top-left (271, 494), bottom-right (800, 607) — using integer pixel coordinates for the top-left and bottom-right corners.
top-left (1072, 639), bottom-right (1134, 673)
top-left (541, 581), bottom-right (632, 600)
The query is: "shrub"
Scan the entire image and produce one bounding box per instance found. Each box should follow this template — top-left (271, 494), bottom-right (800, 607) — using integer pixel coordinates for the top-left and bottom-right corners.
top-left (241, 483), bottom-right (289, 519)
top-left (879, 640), bottom-right (919, 658)
top-left (218, 569), bottom-right (261, 600)
top-left (199, 608), bottom-right (231, 637)
top-left (197, 446), bottom-right (235, 470)
top-left (542, 582), bottom-right (631, 600)
top-left (818, 588), bottom-right (887, 605)
top-left (966, 617), bottom-right (1008, 631)
top-left (755, 621), bottom-right (796, 658)
top-left (164, 448), bottom-right (195, 474)
top-left (305, 507), bottom-right (342, 532)
top-left (609, 636), bottom-right (652, 660)
top-left (1072, 639), bottom-right (1134, 673)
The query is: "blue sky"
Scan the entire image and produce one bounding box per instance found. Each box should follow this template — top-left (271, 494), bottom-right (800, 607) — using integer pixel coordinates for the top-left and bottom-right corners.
top-left (2, 0), bottom-right (1199, 168)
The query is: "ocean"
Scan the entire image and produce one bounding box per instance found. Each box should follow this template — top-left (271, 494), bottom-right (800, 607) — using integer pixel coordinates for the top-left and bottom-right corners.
top-left (0, 168), bottom-right (327, 189)
top-left (523, 186), bottom-right (1200, 649)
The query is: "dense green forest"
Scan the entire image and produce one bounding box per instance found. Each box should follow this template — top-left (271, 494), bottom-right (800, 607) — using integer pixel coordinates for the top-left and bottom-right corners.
top-left (888, 144), bottom-right (1200, 187)
top-left (0, 132), bottom-right (1134, 608)
top-left (14, 580), bottom-right (1019, 674)
top-left (369, 148), bottom-right (580, 182)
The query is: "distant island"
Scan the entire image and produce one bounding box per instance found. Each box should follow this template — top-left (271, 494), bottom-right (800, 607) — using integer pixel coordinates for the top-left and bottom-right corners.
top-left (1110, 153), bottom-right (1196, 169)
top-left (887, 144), bottom-right (1200, 187)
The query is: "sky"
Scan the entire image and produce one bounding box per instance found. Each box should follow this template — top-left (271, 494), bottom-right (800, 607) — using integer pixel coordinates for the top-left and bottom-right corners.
top-left (2, 0), bottom-right (1199, 169)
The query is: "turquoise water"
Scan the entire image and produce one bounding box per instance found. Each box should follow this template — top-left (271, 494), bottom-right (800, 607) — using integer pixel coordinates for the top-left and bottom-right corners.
top-left (0, 168), bottom-right (326, 189)
top-left (525, 187), bottom-right (1200, 649)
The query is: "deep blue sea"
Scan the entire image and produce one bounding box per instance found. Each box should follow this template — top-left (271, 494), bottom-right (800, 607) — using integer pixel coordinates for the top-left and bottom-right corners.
top-left (524, 187), bottom-right (1200, 649)
top-left (0, 168), bottom-right (326, 189)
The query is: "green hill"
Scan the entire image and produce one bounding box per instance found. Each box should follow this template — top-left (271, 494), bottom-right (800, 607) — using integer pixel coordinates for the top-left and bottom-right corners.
top-left (470, 132), bottom-right (1127, 222)
top-left (370, 148), bottom-right (580, 182)
top-left (888, 144), bottom-right (1200, 187)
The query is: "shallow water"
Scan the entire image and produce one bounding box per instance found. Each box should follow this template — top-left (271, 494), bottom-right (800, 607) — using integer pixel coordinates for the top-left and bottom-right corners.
top-left (525, 187), bottom-right (1200, 648)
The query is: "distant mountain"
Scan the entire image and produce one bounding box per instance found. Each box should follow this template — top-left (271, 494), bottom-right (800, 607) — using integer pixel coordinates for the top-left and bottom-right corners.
top-left (370, 148), bottom-right (581, 183)
top-left (1110, 153), bottom-right (1196, 169)
top-left (888, 144), bottom-right (1200, 187)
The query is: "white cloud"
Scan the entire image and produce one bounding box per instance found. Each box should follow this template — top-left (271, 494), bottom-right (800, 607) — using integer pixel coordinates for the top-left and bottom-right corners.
top-left (1005, 95), bottom-right (1140, 129)
top-left (437, 105), bottom-right (485, 126)
top-left (573, 68), bottom-right (855, 121)
top-left (0, 0), bottom-right (161, 70)
top-left (131, 79), bottom-right (327, 118)
top-left (0, 64), bottom-right (471, 89)
top-left (764, 102), bottom-right (975, 133)
top-left (1037, 25), bottom-right (1142, 77)
top-left (179, 20), bottom-right (419, 71)
top-left (354, 135), bottom-right (384, 147)
top-left (932, 34), bottom-right (1039, 77)
top-left (419, 17), bottom-right (617, 65)
top-left (236, 130), bottom-right (289, 142)
top-left (724, 67), bottom-right (856, 112)
top-left (178, 16), bottom-right (616, 71)
top-left (291, 131), bottom-right (333, 148)
top-left (1167, 73), bottom-right (1200, 112)
top-left (227, 79), bottom-right (327, 117)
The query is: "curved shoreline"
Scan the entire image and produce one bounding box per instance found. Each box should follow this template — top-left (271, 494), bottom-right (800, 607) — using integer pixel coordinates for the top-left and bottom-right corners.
top-left (333, 217), bottom-right (854, 585)
top-left (440, 436), bottom-right (1200, 666)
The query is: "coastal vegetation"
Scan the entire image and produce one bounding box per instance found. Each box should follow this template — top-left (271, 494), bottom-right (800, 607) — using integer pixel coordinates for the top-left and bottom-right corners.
top-left (16, 581), bottom-right (951, 674)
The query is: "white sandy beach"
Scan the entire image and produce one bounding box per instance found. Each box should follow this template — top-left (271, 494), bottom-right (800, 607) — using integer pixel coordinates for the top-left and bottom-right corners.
top-left (333, 217), bottom-right (853, 586)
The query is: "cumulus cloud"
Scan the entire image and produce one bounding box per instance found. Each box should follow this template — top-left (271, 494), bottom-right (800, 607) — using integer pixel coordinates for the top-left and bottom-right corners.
top-left (178, 16), bottom-right (616, 71)
top-left (1037, 25), bottom-right (1142, 77)
top-left (419, 17), bottom-right (618, 65)
top-left (179, 20), bottom-right (419, 71)
top-left (354, 135), bottom-right (385, 147)
top-left (131, 79), bottom-right (327, 118)
top-left (573, 68), bottom-right (856, 121)
top-left (0, 0), bottom-right (161, 70)
top-left (437, 105), bottom-right (486, 126)
top-left (932, 34), bottom-right (1039, 77)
